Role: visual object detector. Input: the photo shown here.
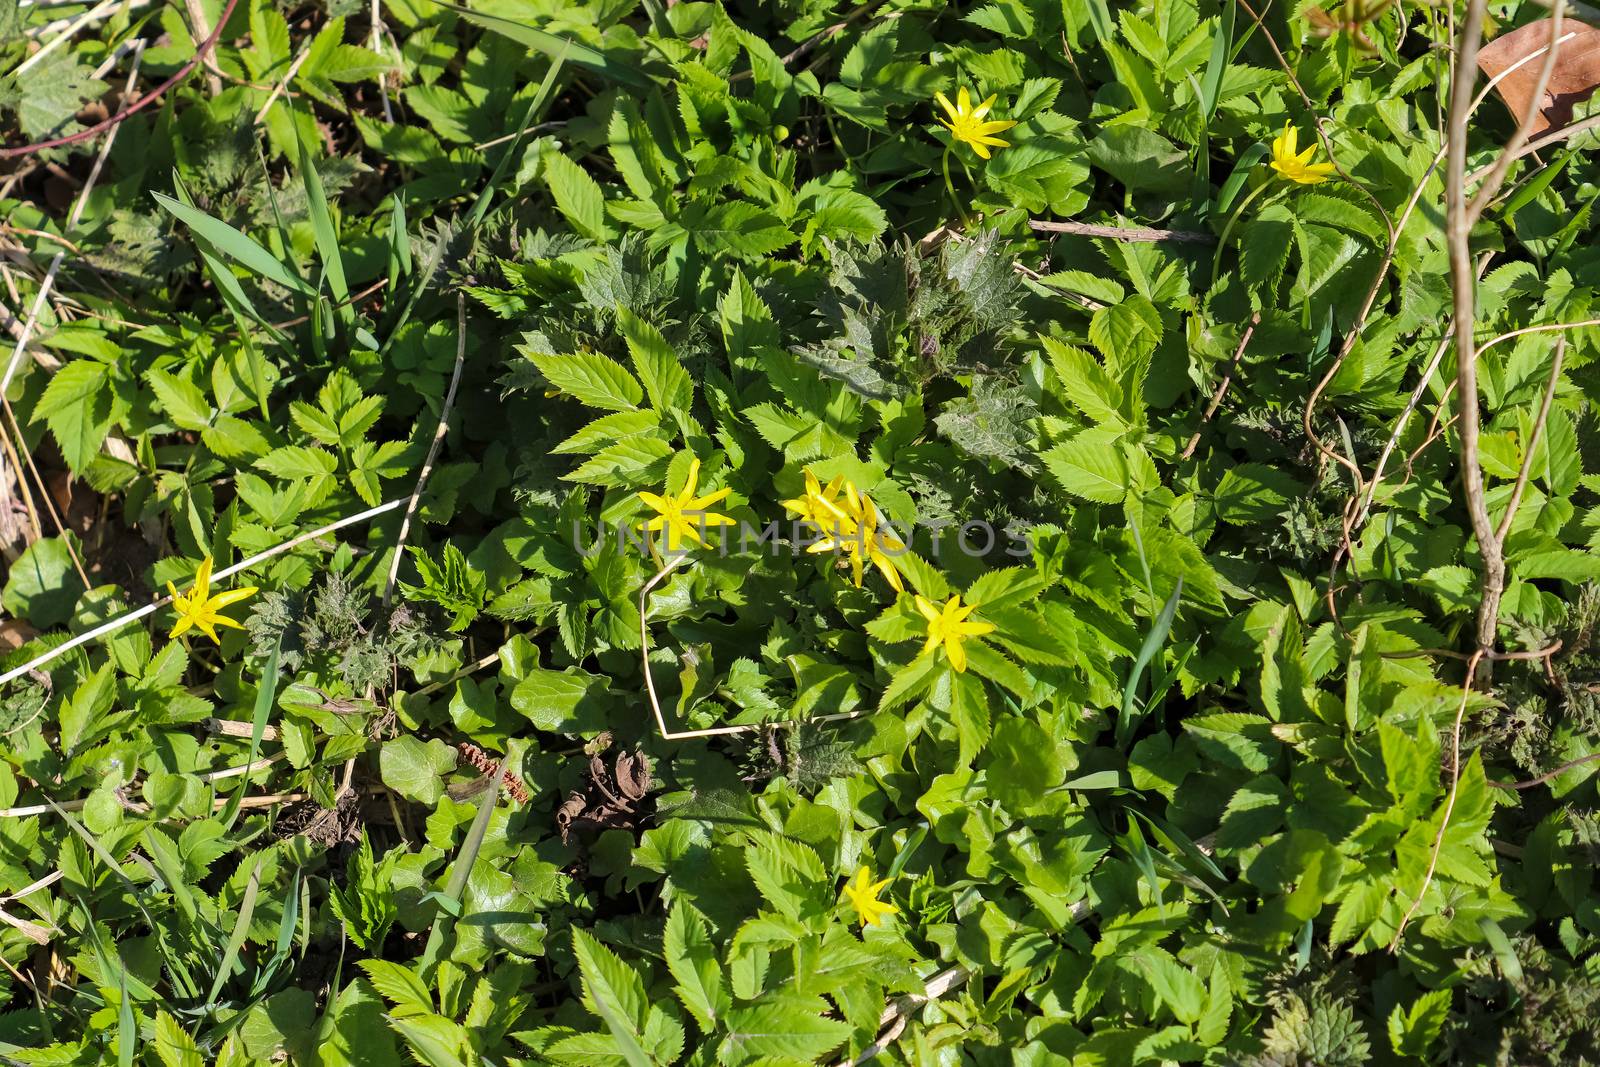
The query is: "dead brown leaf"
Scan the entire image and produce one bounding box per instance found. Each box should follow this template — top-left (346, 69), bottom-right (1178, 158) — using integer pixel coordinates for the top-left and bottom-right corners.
top-left (1478, 17), bottom-right (1600, 135)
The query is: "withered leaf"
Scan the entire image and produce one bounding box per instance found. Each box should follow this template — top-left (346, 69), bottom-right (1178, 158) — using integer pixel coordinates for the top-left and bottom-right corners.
top-left (1478, 17), bottom-right (1600, 135)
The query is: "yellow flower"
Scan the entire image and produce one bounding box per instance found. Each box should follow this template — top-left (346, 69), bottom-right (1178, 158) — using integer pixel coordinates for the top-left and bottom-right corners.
top-left (1268, 123), bottom-right (1335, 185)
top-left (934, 87), bottom-right (1017, 160)
top-left (842, 866), bottom-right (898, 927)
top-left (167, 556), bottom-right (257, 645)
top-left (638, 457), bottom-right (737, 551)
top-left (784, 470), bottom-right (906, 592)
top-left (780, 470), bottom-right (848, 528)
top-left (914, 593), bottom-right (996, 673)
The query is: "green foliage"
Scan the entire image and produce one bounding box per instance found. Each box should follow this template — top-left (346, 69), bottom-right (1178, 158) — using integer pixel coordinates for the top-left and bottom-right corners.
top-left (2, 0), bottom-right (1600, 1062)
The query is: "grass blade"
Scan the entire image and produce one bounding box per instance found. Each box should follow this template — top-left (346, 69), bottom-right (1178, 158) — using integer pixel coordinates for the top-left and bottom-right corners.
top-left (206, 854), bottom-right (264, 1008)
top-left (1117, 578), bottom-right (1183, 747)
top-left (417, 757), bottom-right (506, 980)
top-left (218, 643), bottom-right (279, 834)
top-left (436, 1), bottom-right (651, 89)
top-left (296, 136), bottom-right (352, 326)
top-left (153, 191), bottom-right (314, 297)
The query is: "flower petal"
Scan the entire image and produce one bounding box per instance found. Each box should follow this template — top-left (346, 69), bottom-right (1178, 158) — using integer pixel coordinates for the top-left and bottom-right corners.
top-left (208, 586), bottom-right (258, 609)
top-left (972, 94), bottom-right (998, 120)
top-left (934, 91), bottom-right (958, 122)
top-left (946, 634), bottom-right (968, 672)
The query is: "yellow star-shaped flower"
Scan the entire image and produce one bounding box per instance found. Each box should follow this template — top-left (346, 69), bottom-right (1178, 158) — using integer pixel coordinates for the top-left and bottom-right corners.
top-left (167, 556), bottom-right (257, 645)
top-left (842, 866), bottom-right (898, 927)
top-left (1268, 123), bottom-right (1336, 185)
top-left (914, 593), bottom-right (996, 673)
top-left (934, 86), bottom-right (1017, 160)
top-left (780, 470), bottom-right (848, 528)
top-left (784, 470), bottom-right (906, 592)
top-left (638, 457), bottom-right (737, 551)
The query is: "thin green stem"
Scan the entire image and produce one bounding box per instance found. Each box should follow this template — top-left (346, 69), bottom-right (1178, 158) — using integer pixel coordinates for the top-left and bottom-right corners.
top-left (1210, 179), bottom-right (1277, 291)
top-left (940, 146), bottom-right (968, 226)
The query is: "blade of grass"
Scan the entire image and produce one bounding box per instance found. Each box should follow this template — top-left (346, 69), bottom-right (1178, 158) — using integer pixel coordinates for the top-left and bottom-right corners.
top-left (436, 1), bottom-right (651, 89)
top-left (1117, 578), bottom-right (1183, 747)
top-left (417, 757), bottom-right (506, 980)
top-left (1122, 817), bottom-right (1164, 919)
top-left (205, 854), bottom-right (264, 1008)
top-left (153, 191), bottom-right (315, 297)
top-left (217, 643), bottom-right (279, 835)
top-left (1199, 0), bottom-right (1234, 123)
top-left (296, 135), bottom-right (352, 327)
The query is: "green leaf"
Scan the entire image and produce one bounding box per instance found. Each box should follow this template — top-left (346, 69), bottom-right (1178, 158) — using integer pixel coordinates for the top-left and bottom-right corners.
top-left (685, 201), bottom-right (795, 257)
top-left (525, 351), bottom-right (644, 411)
top-left (440, 2), bottom-right (652, 89)
top-left (33, 358), bottom-right (114, 471)
top-left (985, 717), bottom-right (1066, 811)
top-left (618, 308), bottom-right (693, 414)
top-left (378, 736), bottom-right (458, 806)
top-left (1043, 430), bottom-right (1130, 503)
top-left (543, 149), bottom-right (611, 240)
top-left (722, 995), bottom-right (852, 1062)
top-left (572, 929), bottom-right (654, 1067)
top-left (510, 668), bottom-right (606, 733)
top-left (664, 900), bottom-right (724, 1033)
top-left (1388, 988), bottom-right (1451, 1059)
top-left (152, 1010), bottom-right (204, 1067)
top-left (152, 191), bottom-right (314, 296)
top-left (1087, 126), bottom-right (1190, 193)
top-left (149, 369), bottom-right (213, 431)
top-left (2, 536), bottom-right (80, 628)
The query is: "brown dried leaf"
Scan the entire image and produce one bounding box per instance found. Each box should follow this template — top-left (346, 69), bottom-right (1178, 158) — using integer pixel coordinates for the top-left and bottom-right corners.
top-left (615, 751), bottom-right (651, 800)
top-left (1478, 17), bottom-right (1600, 135)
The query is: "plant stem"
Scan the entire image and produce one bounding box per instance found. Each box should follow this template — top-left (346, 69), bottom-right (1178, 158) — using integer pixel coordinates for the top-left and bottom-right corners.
top-left (1209, 179), bottom-right (1275, 291)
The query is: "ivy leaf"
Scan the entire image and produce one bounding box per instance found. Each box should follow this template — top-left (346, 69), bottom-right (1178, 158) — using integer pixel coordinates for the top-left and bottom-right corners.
top-left (378, 736), bottom-right (458, 806)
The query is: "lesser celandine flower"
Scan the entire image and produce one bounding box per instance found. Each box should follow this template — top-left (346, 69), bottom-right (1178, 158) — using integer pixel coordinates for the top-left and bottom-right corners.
top-left (934, 87), bottom-right (1017, 159)
top-left (842, 866), bottom-right (898, 927)
top-left (638, 457), bottom-right (737, 551)
top-left (914, 593), bottom-right (995, 673)
top-left (1268, 123), bottom-right (1335, 185)
top-left (168, 557), bottom-right (257, 645)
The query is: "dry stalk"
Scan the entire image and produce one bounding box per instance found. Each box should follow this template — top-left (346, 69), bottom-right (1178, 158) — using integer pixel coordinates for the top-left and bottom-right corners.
top-left (384, 294), bottom-right (469, 607)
